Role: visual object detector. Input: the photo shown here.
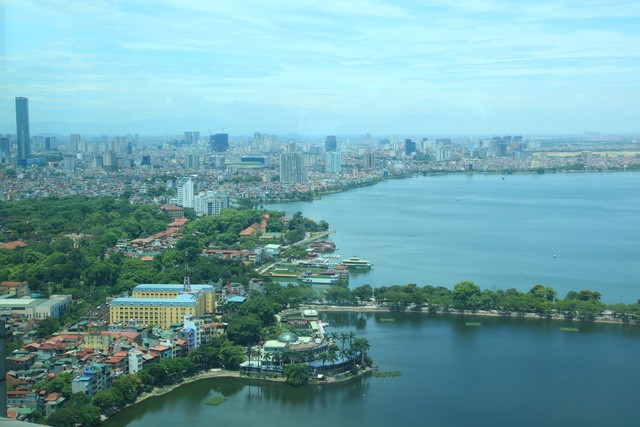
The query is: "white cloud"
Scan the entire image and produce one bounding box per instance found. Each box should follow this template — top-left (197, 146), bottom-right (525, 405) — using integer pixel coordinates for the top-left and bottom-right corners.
top-left (1, 0), bottom-right (638, 134)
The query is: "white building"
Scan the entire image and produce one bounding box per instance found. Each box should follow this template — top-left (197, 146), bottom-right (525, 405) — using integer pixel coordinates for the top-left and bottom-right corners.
top-left (177, 176), bottom-right (194, 208)
top-left (128, 349), bottom-right (143, 374)
top-left (193, 191), bottom-right (229, 216)
top-left (0, 295), bottom-right (72, 319)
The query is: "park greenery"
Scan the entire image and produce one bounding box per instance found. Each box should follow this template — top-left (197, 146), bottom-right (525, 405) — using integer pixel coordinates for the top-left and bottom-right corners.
top-left (324, 281), bottom-right (640, 322)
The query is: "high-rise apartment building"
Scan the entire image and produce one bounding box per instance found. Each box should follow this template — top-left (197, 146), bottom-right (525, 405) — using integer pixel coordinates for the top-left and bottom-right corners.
top-left (63, 155), bottom-right (76, 173)
top-left (325, 135), bottom-right (337, 152)
top-left (325, 151), bottom-right (342, 174)
top-left (186, 154), bottom-right (200, 169)
top-left (177, 177), bottom-right (194, 208)
top-left (193, 192), bottom-right (229, 216)
top-left (280, 152), bottom-right (305, 183)
top-left (362, 153), bottom-right (376, 169)
top-left (184, 131), bottom-right (200, 145)
top-left (69, 134), bottom-right (81, 153)
top-left (44, 136), bottom-right (56, 151)
top-left (15, 97), bottom-right (30, 167)
top-left (102, 150), bottom-right (117, 169)
top-left (0, 137), bottom-right (10, 155)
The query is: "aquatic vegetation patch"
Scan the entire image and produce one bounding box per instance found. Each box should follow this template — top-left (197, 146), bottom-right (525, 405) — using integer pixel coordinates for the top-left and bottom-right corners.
top-left (465, 322), bottom-right (481, 327)
top-left (204, 395), bottom-right (227, 406)
top-left (560, 327), bottom-right (579, 332)
top-left (373, 371), bottom-right (402, 378)
top-left (380, 318), bottom-right (396, 322)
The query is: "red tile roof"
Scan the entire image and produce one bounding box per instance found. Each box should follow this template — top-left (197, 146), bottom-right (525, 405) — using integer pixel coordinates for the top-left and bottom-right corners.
top-left (0, 281), bottom-right (27, 287)
top-left (44, 392), bottom-right (63, 402)
top-left (0, 241), bottom-right (27, 250)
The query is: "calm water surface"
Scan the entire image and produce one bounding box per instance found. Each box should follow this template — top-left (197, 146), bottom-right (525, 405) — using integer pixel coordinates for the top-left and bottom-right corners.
top-left (106, 312), bottom-right (640, 427)
top-left (269, 172), bottom-right (640, 303)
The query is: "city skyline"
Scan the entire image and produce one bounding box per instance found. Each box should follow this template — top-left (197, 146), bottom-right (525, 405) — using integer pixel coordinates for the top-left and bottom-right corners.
top-left (1, 1), bottom-right (639, 136)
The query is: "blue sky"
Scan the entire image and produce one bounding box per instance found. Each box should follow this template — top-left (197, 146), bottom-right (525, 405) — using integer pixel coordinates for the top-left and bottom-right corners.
top-left (1, 0), bottom-right (639, 136)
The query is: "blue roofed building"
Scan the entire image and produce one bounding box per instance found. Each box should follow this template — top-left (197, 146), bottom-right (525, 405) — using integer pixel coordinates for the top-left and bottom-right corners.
top-left (71, 363), bottom-right (112, 395)
top-left (109, 282), bottom-right (215, 328)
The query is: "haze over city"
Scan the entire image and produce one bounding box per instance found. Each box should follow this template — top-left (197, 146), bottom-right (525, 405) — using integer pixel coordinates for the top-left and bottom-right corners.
top-left (1, 0), bottom-right (639, 135)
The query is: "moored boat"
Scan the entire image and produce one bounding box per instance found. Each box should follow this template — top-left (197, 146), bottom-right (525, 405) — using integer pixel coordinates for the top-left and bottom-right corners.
top-left (340, 256), bottom-right (372, 269)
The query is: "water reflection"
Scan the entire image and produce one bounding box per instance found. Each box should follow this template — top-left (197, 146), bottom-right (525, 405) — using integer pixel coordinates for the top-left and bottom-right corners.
top-left (106, 312), bottom-right (640, 427)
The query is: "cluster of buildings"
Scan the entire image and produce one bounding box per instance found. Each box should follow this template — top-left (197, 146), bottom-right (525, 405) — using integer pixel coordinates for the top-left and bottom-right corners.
top-left (239, 308), bottom-right (360, 376)
top-left (0, 281), bottom-right (72, 320)
top-left (2, 277), bottom-right (226, 422)
top-left (2, 97), bottom-right (635, 205)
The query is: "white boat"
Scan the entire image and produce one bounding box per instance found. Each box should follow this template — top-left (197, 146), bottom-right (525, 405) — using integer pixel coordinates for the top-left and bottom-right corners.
top-left (341, 256), bottom-right (372, 269)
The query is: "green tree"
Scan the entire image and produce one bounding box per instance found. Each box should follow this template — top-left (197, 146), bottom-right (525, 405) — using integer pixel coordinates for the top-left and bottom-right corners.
top-left (112, 374), bottom-right (143, 403)
top-left (37, 316), bottom-right (60, 338)
top-left (219, 344), bottom-right (245, 370)
top-left (529, 284), bottom-right (557, 302)
top-left (452, 280), bottom-right (481, 309)
top-left (283, 363), bottom-right (309, 386)
top-left (226, 313), bottom-right (263, 346)
top-left (92, 388), bottom-right (125, 411)
top-left (175, 234), bottom-right (204, 262)
top-left (353, 285), bottom-right (373, 305)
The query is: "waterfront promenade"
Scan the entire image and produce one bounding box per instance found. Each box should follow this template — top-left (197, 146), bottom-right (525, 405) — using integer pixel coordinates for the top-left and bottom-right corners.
top-left (311, 303), bottom-right (637, 325)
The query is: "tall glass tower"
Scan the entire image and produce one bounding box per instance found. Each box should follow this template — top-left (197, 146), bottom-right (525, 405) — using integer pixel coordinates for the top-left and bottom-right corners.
top-left (325, 135), bottom-right (337, 152)
top-left (15, 97), bottom-right (30, 167)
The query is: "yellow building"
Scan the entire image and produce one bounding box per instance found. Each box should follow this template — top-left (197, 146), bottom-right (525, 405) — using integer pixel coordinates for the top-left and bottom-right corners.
top-left (110, 284), bottom-right (215, 328)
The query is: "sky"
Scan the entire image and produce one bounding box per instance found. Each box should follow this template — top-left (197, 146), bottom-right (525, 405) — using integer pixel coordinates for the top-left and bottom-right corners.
top-left (1, 0), bottom-right (639, 136)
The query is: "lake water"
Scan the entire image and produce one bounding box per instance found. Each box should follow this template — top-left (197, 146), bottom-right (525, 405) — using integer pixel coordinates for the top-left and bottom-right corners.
top-left (105, 312), bottom-right (640, 427)
top-left (105, 173), bottom-right (640, 427)
top-left (268, 172), bottom-right (640, 304)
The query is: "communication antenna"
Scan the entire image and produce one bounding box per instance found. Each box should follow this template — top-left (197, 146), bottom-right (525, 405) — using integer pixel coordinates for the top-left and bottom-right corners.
top-left (183, 252), bottom-right (191, 292)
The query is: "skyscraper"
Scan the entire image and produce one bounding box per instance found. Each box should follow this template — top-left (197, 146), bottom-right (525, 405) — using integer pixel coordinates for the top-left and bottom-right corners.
top-left (325, 135), bottom-right (337, 152)
top-left (70, 133), bottom-right (81, 153)
top-left (210, 133), bottom-right (229, 152)
top-left (15, 97), bottom-right (30, 167)
top-left (405, 139), bottom-right (416, 156)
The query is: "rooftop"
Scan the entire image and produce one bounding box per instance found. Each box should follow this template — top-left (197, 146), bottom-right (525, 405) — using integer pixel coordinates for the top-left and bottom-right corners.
top-left (111, 293), bottom-right (197, 307)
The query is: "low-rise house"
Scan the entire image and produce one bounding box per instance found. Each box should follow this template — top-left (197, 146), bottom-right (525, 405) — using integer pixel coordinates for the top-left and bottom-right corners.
top-left (44, 393), bottom-right (65, 417)
top-left (71, 363), bottom-right (112, 395)
top-left (7, 391), bottom-right (42, 411)
top-left (149, 344), bottom-right (172, 360)
top-left (128, 348), bottom-right (143, 374)
top-left (6, 353), bottom-right (36, 371)
top-left (0, 281), bottom-right (30, 297)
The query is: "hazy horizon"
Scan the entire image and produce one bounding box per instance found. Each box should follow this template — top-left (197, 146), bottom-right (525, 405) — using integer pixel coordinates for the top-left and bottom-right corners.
top-left (1, 1), bottom-right (639, 136)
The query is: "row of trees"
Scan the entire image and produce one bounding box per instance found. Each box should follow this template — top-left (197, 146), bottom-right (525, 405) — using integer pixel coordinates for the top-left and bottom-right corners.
top-left (322, 281), bottom-right (640, 321)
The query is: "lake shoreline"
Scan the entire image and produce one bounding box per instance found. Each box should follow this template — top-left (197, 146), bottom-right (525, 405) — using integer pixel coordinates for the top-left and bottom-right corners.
top-left (312, 304), bottom-right (638, 325)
